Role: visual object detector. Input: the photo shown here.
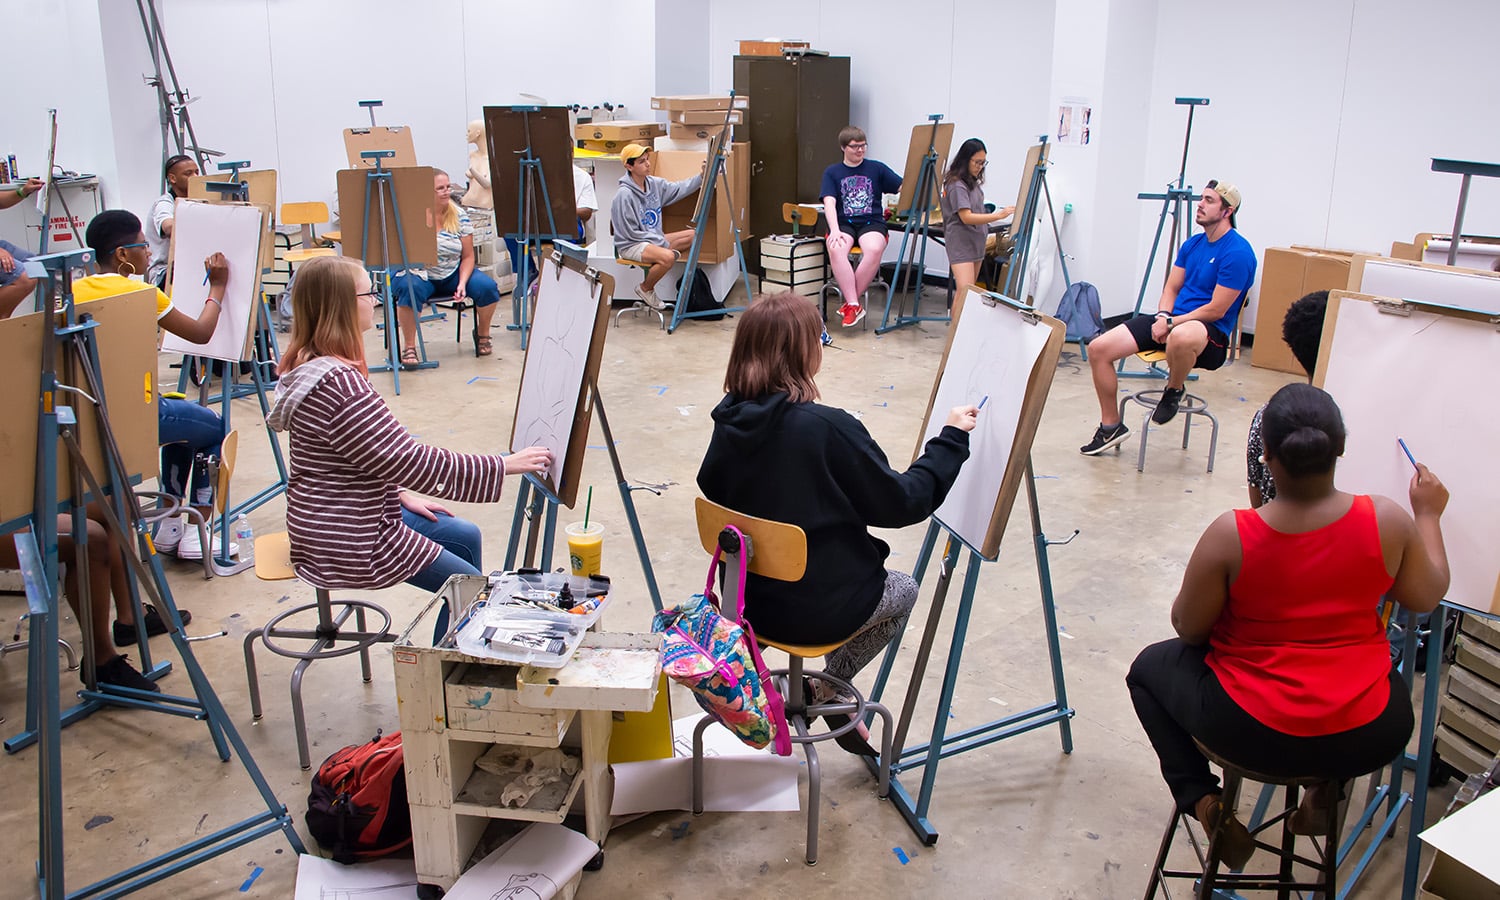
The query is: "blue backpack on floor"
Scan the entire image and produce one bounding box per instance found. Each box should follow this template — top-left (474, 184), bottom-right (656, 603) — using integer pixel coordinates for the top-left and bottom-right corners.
top-left (1055, 281), bottom-right (1104, 344)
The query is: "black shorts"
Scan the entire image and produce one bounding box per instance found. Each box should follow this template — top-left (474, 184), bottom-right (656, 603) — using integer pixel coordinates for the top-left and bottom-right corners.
top-left (1123, 314), bottom-right (1229, 371)
top-left (838, 219), bottom-right (889, 242)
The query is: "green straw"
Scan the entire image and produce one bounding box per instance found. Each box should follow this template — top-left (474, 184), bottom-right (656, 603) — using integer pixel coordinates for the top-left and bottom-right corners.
top-left (583, 486), bottom-right (593, 529)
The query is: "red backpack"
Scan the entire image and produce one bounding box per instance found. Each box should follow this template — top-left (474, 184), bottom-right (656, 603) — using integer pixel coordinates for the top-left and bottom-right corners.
top-left (305, 729), bottom-right (411, 863)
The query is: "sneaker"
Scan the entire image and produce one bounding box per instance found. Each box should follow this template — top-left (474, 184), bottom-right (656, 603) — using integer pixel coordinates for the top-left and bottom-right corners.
top-left (113, 604), bottom-right (192, 647)
top-left (820, 328), bottom-right (833, 347)
top-left (93, 654), bottom-right (161, 693)
top-left (153, 518), bottom-right (183, 554)
top-left (841, 303), bottom-right (865, 327)
top-left (634, 284), bottom-right (665, 311)
top-left (1079, 422), bottom-right (1131, 455)
top-left (176, 525), bottom-right (240, 561)
top-left (1152, 386), bottom-right (1185, 425)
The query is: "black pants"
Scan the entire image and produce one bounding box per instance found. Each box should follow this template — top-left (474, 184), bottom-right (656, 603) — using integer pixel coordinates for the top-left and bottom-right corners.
top-left (1126, 638), bottom-right (1413, 814)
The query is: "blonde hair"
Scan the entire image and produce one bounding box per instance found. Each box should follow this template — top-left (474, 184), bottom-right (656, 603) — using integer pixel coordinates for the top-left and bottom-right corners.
top-left (281, 255), bottom-right (370, 377)
top-left (433, 168), bottom-right (462, 233)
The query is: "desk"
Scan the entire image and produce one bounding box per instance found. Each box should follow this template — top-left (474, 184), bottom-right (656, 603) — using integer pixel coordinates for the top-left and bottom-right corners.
top-left (392, 575), bottom-right (661, 894)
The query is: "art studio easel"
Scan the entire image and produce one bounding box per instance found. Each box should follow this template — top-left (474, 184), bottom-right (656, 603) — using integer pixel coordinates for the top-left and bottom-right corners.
top-left (358, 149), bottom-right (439, 395)
top-left (1003, 136), bottom-right (1075, 328)
top-left (1119, 97), bottom-right (1208, 381)
top-left (876, 114), bottom-right (950, 335)
top-left (667, 96), bottom-right (755, 333)
top-left (501, 106), bottom-right (569, 351)
top-left (35, 109), bottom-right (86, 253)
top-left (502, 244), bottom-right (665, 612)
top-left (1430, 157), bottom-right (1500, 266)
top-left (9, 251), bottom-right (302, 897)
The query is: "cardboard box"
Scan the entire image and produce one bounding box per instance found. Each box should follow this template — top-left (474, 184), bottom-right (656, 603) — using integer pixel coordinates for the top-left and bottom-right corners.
top-left (653, 136), bottom-right (710, 153)
top-left (578, 138), bottom-right (633, 154)
top-left (654, 143), bottom-right (751, 264)
top-left (1252, 247), bottom-right (1355, 375)
top-left (738, 39), bottom-right (811, 57)
top-left (650, 94), bottom-right (747, 112)
top-left (670, 109), bottom-right (743, 126)
top-left (574, 120), bottom-right (665, 143)
top-left (669, 122), bottom-right (731, 142)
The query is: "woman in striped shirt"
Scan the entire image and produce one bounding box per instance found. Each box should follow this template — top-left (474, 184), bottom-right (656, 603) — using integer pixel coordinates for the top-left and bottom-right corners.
top-left (267, 255), bottom-right (550, 634)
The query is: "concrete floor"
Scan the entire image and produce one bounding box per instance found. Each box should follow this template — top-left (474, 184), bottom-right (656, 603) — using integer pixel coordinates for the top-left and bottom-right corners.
top-left (0, 284), bottom-right (1451, 898)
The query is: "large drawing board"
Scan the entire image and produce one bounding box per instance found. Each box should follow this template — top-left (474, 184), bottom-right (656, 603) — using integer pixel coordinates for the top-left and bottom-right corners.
top-left (1350, 255), bottom-right (1500, 314)
top-left (160, 199), bottom-right (268, 363)
top-left (188, 169), bottom-right (278, 272)
top-left (0, 289), bottom-right (160, 528)
top-left (915, 287), bottom-right (1065, 558)
top-left (895, 121), bottom-right (955, 215)
top-left (343, 126), bottom-right (417, 169)
top-left (335, 166), bottom-right (439, 269)
top-left (1013, 141), bottom-right (1050, 225)
top-left (483, 106), bottom-right (578, 240)
top-left (509, 253), bottom-right (613, 508)
top-left (1316, 291), bottom-right (1500, 614)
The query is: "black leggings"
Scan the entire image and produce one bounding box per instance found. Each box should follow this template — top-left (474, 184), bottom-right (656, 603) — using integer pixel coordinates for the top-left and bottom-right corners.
top-left (1126, 638), bottom-right (1414, 813)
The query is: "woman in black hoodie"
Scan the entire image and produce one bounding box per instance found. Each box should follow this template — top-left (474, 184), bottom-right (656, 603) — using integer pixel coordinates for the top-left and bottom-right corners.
top-left (697, 291), bottom-right (976, 749)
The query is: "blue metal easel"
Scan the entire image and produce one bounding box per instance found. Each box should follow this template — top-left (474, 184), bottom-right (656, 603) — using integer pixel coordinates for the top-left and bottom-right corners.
top-left (876, 114), bottom-right (949, 335)
top-left (1003, 136), bottom-right (1075, 323)
top-left (500, 105), bottom-right (574, 351)
top-left (501, 246), bottom-right (665, 612)
top-left (865, 453), bottom-right (1079, 844)
top-left (359, 148), bottom-right (439, 395)
top-left (668, 94), bottom-right (754, 334)
top-left (13, 251), bottom-right (302, 898)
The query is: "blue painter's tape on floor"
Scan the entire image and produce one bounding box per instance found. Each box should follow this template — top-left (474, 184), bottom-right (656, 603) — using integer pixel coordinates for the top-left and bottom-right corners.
top-left (650, 385), bottom-right (669, 395)
top-left (893, 847), bottom-right (910, 865)
top-left (466, 376), bottom-right (499, 385)
top-left (240, 866), bottom-right (264, 891)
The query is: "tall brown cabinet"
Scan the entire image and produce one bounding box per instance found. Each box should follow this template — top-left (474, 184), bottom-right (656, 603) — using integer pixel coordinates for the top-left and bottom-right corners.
top-left (732, 54), bottom-right (851, 269)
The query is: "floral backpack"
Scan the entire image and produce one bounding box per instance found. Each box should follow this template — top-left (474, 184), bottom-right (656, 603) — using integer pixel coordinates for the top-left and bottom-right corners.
top-left (651, 525), bottom-right (791, 755)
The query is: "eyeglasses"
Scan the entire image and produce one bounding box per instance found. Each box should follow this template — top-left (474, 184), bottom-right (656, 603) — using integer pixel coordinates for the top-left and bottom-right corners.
top-left (846, 142), bottom-right (868, 151)
top-left (357, 289), bottom-right (381, 300)
top-left (971, 159), bottom-right (989, 168)
top-left (118, 242), bottom-right (149, 250)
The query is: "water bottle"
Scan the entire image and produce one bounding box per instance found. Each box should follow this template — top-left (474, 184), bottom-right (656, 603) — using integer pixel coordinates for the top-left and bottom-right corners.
top-left (234, 514), bottom-right (255, 563)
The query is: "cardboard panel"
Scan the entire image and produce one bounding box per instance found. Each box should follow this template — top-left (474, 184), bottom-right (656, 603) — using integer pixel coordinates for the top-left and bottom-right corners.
top-left (483, 106), bottom-right (578, 240)
top-left (343, 126), bottom-right (417, 169)
top-left (1251, 248), bottom-right (1351, 376)
top-left (186, 170), bottom-right (278, 272)
top-left (335, 166), bottom-right (439, 268)
top-left (656, 143), bottom-right (751, 264)
top-left (895, 121), bottom-right (955, 216)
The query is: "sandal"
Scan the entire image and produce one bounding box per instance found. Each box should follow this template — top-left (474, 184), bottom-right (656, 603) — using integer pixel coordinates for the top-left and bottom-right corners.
top-left (399, 347), bottom-right (420, 371)
top-left (475, 334), bottom-right (493, 357)
top-left (822, 712), bottom-right (879, 758)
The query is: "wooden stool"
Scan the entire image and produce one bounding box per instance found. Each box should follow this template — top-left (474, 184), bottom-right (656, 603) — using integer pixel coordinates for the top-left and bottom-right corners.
top-left (612, 257), bottom-right (668, 330)
top-left (689, 498), bottom-right (894, 866)
top-left (1117, 351), bottom-right (1219, 473)
top-left (243, 531), bottom-right (396, 769)
top-left (1143, 738), bottom-right (1343, 900)
top-left (820, 245), bottom-right (886, 330)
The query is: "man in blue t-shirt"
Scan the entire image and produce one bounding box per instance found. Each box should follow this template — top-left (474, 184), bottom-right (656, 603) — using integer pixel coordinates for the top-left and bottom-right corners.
top-left (821, 126), bottom-right (902, 328)
top-left (1081, 180), bottom-right (1257, 455)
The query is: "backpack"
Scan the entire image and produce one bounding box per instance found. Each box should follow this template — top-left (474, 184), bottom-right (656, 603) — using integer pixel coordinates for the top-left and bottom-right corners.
top-left (305, 729), bottom-right (412, 864)
top-left (1055, 281), bottom-right (1104, 344)
top-left (684, 268), bottom-right (726, 321)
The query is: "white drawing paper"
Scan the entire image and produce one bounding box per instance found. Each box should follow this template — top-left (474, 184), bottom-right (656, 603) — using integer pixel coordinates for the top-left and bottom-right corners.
top-left (607, 713), bottom-right (802, 815)
top-left (920, 290), bottom-right (1053, 557)
top-left (1357, 258), bottom-right (1500, 315)
top-left (444, 822), bottom-right (598, 900)
top-left (294, 854), bottom-right (419, 899)
top-left (160, 199), bottom-right (265, 362)
top-left (1321, 297), bottom-right (1500, 614)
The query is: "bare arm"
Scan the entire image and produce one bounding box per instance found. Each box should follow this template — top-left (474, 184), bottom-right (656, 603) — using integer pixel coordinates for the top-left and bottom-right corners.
top-left (157, 253), bottom-right (228, 344)
top-left (1175, 282), bottom-right (1241, 326)
top-left (1157, 265), bottom-right (1187, 314)
top-left (956, 206), bottom-right (1014, 226)
top-left (0, 178), bottom-right (44, 210)
top-left (1170, 511), bottom-right (1240, 645)
top-left (456, 235), bottom-right (475, 300)
top-left (1379, 466), bottom-right (1451, 613)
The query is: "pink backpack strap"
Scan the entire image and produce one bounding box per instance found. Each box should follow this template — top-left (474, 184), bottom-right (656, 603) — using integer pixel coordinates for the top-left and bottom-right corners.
top-left (717, 525), bottom-right (792, 756)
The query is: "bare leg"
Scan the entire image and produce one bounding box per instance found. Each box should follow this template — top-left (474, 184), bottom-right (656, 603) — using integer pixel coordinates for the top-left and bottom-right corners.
top-left (475, 301), bottom-right (497, 334)
top-left (950, 260), bottom-right (979, 300)
top-left (665, 229), bottom-right (694, 252)
top-left (1162, 321), bottom-right (1208, 390)
top-left (639, 245), bottom-right (678, 292)
top-left (396, 305), bottom-right (417, 354)
top-left (1087, 324), bottom-right (1144, 427)
top-left (826, 234), bottom-right (857, 302)
top-left (853, 231), bottom-right (888, 302)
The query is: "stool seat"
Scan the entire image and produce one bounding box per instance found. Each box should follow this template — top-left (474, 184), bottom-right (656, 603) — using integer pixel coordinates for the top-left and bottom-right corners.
top-left (283, 247), bottom-right (335, 263)
top-left (1118, 387), bottom-right (1219, 473)
top-left (612, 257), bottom-right (669, 330)
top-left (1193, 738), bottom-right (1332, 787)
top-left (254, 531), bottom-right (296, 581)
top-left (757, 636), bottom-right (847, 658)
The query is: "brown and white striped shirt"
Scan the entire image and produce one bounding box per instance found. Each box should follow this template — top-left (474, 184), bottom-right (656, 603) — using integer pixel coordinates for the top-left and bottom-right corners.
top-left (267, 357), bottom-right (506, 589)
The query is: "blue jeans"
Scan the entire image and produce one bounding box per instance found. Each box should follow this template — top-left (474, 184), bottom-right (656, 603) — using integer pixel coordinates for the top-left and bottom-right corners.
top-left (401, 507), bottom-right (484, 640)
top-left (158, 398), bottom-right (225, 504)
top-left (0, 239), bottom-right (34, 287)
top-left (390, 269), bottom-right (501, 312)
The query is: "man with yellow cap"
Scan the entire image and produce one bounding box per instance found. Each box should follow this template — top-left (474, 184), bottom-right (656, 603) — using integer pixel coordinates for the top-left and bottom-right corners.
top-left (1080, 179), bottom-right (1256, 455)
top-left (610, 143), bottom-right (701, 310)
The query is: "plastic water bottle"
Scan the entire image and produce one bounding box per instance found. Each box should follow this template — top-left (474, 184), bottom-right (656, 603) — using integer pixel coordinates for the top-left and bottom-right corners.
top-left (234, 514), bottom-right (255, 563)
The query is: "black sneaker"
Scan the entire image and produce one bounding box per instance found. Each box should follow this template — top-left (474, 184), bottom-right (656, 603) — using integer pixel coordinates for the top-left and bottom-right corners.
top-left (113, 604), bottom-right (191, 647)
top-left (1152, 387), bottom-right (1186, 424)
top-left (93, 655), bottom-right (160, 693)
top-left (1080, 422), bottom-right (1131, 455)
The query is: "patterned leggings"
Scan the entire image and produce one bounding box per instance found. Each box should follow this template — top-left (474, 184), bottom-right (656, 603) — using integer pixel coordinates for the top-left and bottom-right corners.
top-left (822, 570), bottom-right (919, 698)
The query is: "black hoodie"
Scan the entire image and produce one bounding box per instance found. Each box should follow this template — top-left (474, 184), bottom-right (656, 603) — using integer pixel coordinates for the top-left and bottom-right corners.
top-left (696, 392), bottom-right (970, 644)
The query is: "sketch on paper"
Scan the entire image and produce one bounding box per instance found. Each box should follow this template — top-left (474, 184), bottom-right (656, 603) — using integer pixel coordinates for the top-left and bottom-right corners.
top-left (294, 854), bottom-right (419, 900)
top-left (160, 199), bottom-right (265, 363)
top-left (321, 885), bottom-right (420, 899)
top-left (489, 871), bottom-right (558, 900)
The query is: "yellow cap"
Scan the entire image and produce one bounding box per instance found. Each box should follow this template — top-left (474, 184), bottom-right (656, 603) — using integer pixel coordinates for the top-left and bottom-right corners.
top-left (620, 143), bottom-right (651, 166)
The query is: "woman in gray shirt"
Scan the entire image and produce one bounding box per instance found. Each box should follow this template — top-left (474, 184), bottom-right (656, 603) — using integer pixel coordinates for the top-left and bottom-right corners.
top-left (939, 139), bottom-right (1014, 300)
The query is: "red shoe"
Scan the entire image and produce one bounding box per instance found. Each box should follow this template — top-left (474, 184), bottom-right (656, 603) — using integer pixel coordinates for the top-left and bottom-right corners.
top-left (841, 303), bottom-right (864, 327)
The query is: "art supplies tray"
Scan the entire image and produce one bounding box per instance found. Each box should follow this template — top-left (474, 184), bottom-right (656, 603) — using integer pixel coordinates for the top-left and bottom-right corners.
top-left (440, 571), bottom-right (612, 667)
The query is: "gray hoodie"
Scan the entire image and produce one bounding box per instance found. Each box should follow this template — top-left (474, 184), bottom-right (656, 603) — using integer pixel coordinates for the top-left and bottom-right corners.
top-left (610, 171), bottom-right (702, 253)
top-left (266, 356), bottom-right (344, 433)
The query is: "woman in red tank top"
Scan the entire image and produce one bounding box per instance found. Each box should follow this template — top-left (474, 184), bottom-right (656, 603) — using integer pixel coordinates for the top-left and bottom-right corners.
top-left (1127, 384), bottom-right (1451, 869)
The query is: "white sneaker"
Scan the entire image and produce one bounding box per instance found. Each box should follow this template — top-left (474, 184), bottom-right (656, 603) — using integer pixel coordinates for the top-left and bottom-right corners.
top-left (153, 518), bottom-right (183, 553)
top-left (634, 284), bottom-right (665, 311)
top-left (176, 525), bottom-right (240, 561)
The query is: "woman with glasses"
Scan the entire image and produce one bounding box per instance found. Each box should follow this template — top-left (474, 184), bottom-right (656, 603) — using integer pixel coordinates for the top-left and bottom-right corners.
top-left (269, 256), bottom-right (551, 637)
top-left (76, 208), bottom-right (235, 562)
top-left (939, 138), bottom-right (1014, 301)
top-left (389, 169), bottom-right (503, 366)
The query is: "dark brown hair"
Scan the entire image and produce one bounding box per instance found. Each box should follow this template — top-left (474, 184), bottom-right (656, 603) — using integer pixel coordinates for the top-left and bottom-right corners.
top-left (723, 292), bottom-right (822, 403)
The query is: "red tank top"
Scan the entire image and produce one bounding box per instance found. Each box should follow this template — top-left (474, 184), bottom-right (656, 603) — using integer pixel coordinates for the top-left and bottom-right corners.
top-left (1206, 495), bottom-right (1395, 737)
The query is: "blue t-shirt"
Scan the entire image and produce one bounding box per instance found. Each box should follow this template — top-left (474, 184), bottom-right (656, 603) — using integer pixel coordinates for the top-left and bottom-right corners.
top-left (1171, 229), bottom-right (1256, 337)
top-left (820, 159), bottom-right (903, 226)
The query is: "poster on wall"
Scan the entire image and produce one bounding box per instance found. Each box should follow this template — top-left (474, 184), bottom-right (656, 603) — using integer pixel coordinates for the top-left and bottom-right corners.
top-left (1056, 96), bottom-right (1093, 146)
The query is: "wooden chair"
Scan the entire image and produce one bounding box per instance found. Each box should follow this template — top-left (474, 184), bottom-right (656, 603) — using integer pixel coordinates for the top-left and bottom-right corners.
top-left (279, 202), bottom-right (337, 264)
top-left (243, 531), bottom-right (396, 770)
top-left (138, 429), bottom-right (252, 578)
top-left (1117, 351), bottom-right (1219, 473)
top-left (689, 497), bottom-right (893, 866)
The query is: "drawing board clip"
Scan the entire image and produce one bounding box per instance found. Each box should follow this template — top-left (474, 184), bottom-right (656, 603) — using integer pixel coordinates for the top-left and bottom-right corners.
top-left (1373, 299), bottom-right (1412, 317)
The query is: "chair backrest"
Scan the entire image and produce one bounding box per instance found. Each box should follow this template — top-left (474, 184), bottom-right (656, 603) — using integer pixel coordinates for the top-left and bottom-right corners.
top-left (215, 429), bottom-right (239, 515)
top-left (693, 497), bottom-right (807, 582)
top-left (781, 202), bottom-right (821, 235)
top-left (280, 202), bottom-right (329, 227)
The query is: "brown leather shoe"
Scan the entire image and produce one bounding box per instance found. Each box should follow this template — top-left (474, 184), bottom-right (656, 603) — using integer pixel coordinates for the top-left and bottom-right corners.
top-left (1195, 793), bottom-right (1255, 869)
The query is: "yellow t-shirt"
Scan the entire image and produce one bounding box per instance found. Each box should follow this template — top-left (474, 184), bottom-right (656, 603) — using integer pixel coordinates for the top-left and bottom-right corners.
top-left (72, 273), bottom-right (173, 320)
